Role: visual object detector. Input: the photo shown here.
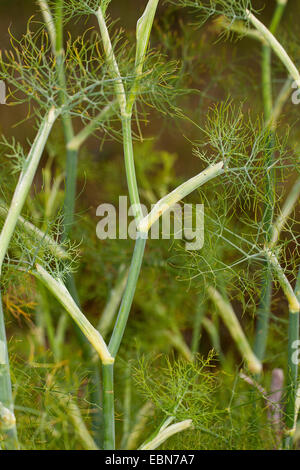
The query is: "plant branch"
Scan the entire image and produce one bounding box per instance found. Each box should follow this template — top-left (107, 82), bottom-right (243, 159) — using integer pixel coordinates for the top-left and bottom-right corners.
top-left (138, 162), bottom-right (224, 233)
top-left (246, 8), bottom-right (300, 88)
top-left (0, 107), bottom-right (59, 273)
top-left (32, 264), bottom-right (114, 365)
top-left (207, 286), bottom-right (262, 374)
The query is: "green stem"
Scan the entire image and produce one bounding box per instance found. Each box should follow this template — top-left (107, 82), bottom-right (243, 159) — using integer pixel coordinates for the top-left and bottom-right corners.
top-left (254, 0), bottom-right (287, 364)
top-left (246, 8), bottom-right (300, 87)
top-left (0, 108), bottom-right (58, 273)
top-left (33, 264), bottom-right (114, 365)
top-left (284, 309), bottom-right (299, 448)
top-left (0, 102), bottom-right (57, 452)
top-left (37, 281), bottom-right (56, 355)
top-left (0, 292), bottom-right (19, 449)
top-left (262, 44), bottom-right (272, 121)
top-left (62, 147), bottom-right (78, 241)
top-left (96, 5), bottom-right (160, 450)
top-left (191, 298), bottom-right (205, 355)
top-left (253, 266), bottom-right (272, 361)
top-left (54, 0), bottom-right (77, 241)
top-left (262, 0), bottom-right (287, 120)
top-left (98, 265), bottom-right (129, 338)
top-left (50, 2), bottom-right (104, 442)
top-left (108, 235), bottom-right (146, 358)
top-left (208, 286), bottom-right (262, 374)
top-left (284, 267), bottom-right (300, 448)
top-left (102, 363), bottom-right (115, 450)
top-left (122, 117), bottom-right (144, 223)
top-left (121, 362), bottom-right (131, 449)
top-left (67, 102), bottom-right (116, 152)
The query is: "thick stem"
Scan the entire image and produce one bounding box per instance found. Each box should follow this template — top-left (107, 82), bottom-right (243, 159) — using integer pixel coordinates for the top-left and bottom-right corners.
top-left (102, 363), bottom-right (115, 450)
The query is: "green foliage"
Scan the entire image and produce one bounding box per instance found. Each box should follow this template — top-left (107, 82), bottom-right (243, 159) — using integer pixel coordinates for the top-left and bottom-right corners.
top-left (169, 0), bottom-right (254, 26)
top-left (0, 0), bottom-right (300, 451)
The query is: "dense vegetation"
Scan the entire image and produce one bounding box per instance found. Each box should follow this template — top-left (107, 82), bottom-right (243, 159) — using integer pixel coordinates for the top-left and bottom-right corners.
top-left (0, 0), bottom-right (300, 450)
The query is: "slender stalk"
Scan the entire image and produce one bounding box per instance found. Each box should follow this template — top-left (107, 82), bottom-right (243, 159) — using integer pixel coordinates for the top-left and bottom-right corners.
top-left (284, 265), bottom-right (300, 448)
top-left (126, 0), bottom-right (159, 112)
top-left (36, 281), bottom-right (56, 355)
top-left (0, 292), bottom-right (19, 449)
top-left (0, 203), bottom-right (68, 260)
top-left (67, 101), bottom-right (117, 152)
top-left (95, 7), bottom-right (127, 116)
top-left (108, 235), bottom-right (146, 358)
top-left (0, 98), bottom-right (57, 451)
top-left (191, 298), bottom-right (205, 355)
top-left (33, 264), bottom-right (114, 365)
top-left (138, 162), bottom-right (224, 233)
top-left (122, 117), bottom-right (144, 222)
top-left (102, 363), bottom-right (115, 450)
top-left (254, 0), bottom-right (287, 364)
top-left (215, 16), bottom-right (266, 43)
top-left (125, 401), bottom-right (154, 450)
top-left (267, 248), bottom-right (300, 439)
top-left (164, 329), bottom-right (194, 362)
top-left (270, 176), bottom-right (300, 248)
top-left (265, 250), bottom-right (300, 315)
top-left (121, 362), bottom-right (131, 449)
top-left (261, 0), bottom-right (287, 119)
top-left (54, 0), bottom-right (77, 241)
top-left (40, 2), bottom-right (104, 441)
top-left (61, 390), bottom-right (99, 450)
top-left (253, 269), bottom-right (272, 362)
top-left (202, 317), bottom-right (224, 363)
top-left (284, 308), bottom-right (299, 448)
top-left (98, 265), bottom-right (129, 338)
top-left (207, 286), bottom-right (262, 374)
top-left (96, 3), bottom-right (159, 449)
top-left (246, 8), bottom-right (300, 87)
top-left (38, 0), bottom-right (56, 54)
top-left (0, 107), bottom-right (58, 273)
top-left (261, 43), bottom-right (272, 122)
top-left (140, 419), bottom-right (193, 450)
top-left (268, 77), bottom-right (293, 129)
